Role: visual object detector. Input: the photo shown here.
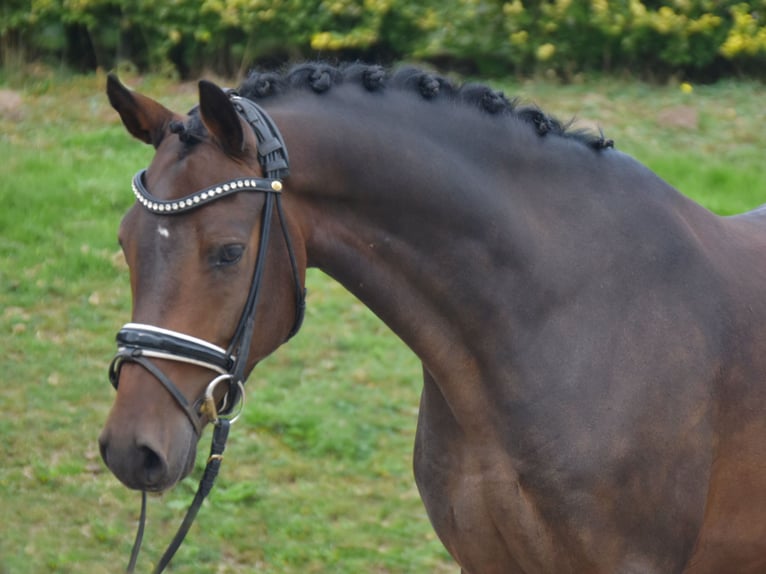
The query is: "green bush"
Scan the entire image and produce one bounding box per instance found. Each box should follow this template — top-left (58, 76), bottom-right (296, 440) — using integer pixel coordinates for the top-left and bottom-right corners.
top-left (2, 0), bottom-right (765, 79)
top-left (421, 0), bottom-right (766, 79)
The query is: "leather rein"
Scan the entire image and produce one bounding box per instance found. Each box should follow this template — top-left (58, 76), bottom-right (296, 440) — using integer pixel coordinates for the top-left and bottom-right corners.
top-left (107, 93), bottom-right (305, 573)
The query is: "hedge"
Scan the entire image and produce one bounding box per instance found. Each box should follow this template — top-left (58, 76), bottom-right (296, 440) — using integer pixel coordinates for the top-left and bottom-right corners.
top-left (2, 0), bottom-right (765, 80)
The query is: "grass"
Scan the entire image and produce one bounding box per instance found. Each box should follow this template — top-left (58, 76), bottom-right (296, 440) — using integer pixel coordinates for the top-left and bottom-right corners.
top-left (0, 69), bottom-right (764, 573)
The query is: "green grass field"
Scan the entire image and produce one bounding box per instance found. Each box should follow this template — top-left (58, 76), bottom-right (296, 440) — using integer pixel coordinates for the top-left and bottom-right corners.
top-left (0, 70), bottom-right (764, 573)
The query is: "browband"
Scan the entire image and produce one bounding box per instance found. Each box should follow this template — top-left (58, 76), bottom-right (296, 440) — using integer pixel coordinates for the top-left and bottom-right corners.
top-left (131, 169), bottom-right (283, 215)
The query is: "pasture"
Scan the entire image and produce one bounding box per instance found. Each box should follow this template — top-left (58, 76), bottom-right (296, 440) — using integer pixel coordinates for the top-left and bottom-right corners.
top-left (0, 71), bottom-right (764, 573)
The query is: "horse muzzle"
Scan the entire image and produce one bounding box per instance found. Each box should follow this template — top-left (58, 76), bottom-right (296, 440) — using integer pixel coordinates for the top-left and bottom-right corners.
top-left (101, 324), bottom-right (247, 491)
top-left (98, 405), bottom-right (197, 492)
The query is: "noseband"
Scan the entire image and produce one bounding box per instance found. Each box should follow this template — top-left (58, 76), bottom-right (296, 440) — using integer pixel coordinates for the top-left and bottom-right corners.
top-left (108, 93), bottom-right (305, 573)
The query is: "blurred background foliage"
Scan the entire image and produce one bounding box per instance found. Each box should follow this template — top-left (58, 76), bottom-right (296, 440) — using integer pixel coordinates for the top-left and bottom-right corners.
top-left (2, 0), bottom-right (765, 80)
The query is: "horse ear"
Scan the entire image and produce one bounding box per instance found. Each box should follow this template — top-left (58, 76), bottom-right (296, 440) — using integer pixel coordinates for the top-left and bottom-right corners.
top-left (198, 80), bottom-right (245, 156)
top-left (106, 74), bottom-right (175, 148)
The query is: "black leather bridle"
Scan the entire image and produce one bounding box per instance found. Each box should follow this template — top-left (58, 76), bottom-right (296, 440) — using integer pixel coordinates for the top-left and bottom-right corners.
top-left (108, 92), bottom-right (305, 573)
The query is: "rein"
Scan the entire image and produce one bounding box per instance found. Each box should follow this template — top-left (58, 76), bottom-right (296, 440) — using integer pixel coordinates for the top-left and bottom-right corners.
top-left (108, 93), bottom-right (305, 573)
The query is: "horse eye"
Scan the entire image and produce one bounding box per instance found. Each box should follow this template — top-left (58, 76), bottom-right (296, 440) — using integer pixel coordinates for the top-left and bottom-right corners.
top-left (216, 244), bottom-right (245, 266)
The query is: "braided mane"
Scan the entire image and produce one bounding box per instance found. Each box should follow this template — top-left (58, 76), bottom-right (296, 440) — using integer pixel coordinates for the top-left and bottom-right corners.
top-left (238, 62), bottom-right (614, 151)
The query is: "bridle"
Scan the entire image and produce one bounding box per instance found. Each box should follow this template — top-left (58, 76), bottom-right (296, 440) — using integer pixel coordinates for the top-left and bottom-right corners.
top-left (107, 92), bottom-right (305, 573)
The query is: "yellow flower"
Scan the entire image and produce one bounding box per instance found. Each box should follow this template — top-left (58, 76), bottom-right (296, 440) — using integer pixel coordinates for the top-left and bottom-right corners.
top-left (503, 1), bottom-right (524, 17)
top-left (509, 30), bottom-right (528, 46)
top-left (311, 32), bottom-right (335, 51)
top-left (720, 33), bottom-right (745, 58)
top-left (555, 0), bottom-right (572, 14)
top-left (536, 43), bottom-right (556, 61)
top-left (591, 0), bottom-right (608, 15)
top-left (680, 82), bottom-right (693, 94)
top-left (630, 0), bottom-right (647, 19)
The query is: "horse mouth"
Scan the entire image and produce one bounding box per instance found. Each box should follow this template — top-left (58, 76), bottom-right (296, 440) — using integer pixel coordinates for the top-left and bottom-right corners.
top-left (98, 421), bottom-right (199, 493)
top-left (142, 447), bottom-right (197, 493)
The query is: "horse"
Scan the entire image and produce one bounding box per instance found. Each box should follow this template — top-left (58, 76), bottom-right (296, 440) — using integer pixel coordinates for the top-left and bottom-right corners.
top-left (99, 63), bottom-right (766, 573)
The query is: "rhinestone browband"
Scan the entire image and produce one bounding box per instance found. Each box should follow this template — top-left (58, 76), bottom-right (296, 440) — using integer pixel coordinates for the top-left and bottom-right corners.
top-left (131, 168), bottom-right (283, 215)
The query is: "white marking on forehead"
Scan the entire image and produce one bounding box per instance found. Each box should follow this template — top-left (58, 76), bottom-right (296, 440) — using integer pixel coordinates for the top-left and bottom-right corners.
top-left (157, 224), bottom-right (170, 239)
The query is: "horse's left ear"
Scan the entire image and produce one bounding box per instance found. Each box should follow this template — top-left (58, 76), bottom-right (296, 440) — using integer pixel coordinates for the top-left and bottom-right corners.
top-left (106, 74), bottom-right (175, 148)
top-left (198, 80), bottom-right (245, 157)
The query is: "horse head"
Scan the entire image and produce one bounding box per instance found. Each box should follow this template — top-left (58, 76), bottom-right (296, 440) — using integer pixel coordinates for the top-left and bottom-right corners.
top-left (99, 76), bottom-right (305, 492)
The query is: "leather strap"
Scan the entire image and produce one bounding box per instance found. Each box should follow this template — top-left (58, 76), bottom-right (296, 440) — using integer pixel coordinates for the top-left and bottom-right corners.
top-left (109, 350), bottom-right (204, 436)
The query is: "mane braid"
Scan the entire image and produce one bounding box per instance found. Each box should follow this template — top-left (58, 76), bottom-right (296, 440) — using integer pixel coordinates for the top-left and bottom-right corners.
top-left (166, 113), bottom-right (208, 157)
top-left (237, 62), bottom-right (614, 150)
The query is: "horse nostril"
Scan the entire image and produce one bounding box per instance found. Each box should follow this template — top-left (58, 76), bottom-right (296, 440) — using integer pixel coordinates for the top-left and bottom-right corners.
top-left (99, 427), bottom-right (174, 490)
top-left (140, 444), bottom-right (168, 487)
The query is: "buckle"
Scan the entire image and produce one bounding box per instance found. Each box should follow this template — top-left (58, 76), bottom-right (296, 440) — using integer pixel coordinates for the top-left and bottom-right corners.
top-left (200, 374), bottom-right (246, 425)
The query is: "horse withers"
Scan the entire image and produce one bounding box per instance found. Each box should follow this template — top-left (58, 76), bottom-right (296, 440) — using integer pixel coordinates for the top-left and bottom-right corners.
top-left (100, 64), bottom-right (766, 573)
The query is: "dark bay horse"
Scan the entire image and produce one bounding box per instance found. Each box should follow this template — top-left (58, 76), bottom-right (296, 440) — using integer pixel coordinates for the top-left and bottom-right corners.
top-left (99, 63), bottom-right (766, 573)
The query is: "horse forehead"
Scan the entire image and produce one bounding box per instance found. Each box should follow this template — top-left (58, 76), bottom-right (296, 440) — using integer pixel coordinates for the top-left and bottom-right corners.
top-left (147, 134), bottom-right (228, 198)
top-left (123, 192), bottom-right (257, 256)
top-left (120, 207), bottom-right (194, 272)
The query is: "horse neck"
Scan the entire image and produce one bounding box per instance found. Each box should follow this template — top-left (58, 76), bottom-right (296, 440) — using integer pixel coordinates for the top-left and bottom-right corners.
top-left (272, 95), bottom-right (712, 383)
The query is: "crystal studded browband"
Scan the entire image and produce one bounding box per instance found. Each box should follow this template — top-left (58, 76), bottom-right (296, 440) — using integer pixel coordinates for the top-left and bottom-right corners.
top-left (131, 168), bottom-right (283, 215)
